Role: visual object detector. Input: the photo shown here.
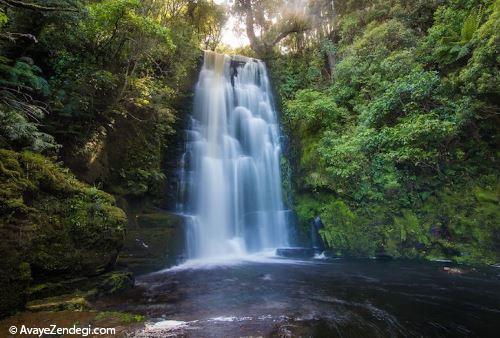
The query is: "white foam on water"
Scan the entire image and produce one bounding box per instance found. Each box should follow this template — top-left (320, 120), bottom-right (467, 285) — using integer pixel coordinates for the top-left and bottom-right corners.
top-left (157, 249), bottom-right (319, 272)
top-left (262, 273), bottom-right (272, 280)
top-left (209, 316), bottom-right (238, 322)
top-left (314, 252), bottom-right (327, 260)
top-left (148, 320), bottom-right (189, 330)
top-left (163, 250), bottom-right (277, 271)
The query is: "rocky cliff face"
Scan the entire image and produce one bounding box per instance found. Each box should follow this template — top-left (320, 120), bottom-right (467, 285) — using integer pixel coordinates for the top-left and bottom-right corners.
top-left (117, 209), bottom-right (185, 274)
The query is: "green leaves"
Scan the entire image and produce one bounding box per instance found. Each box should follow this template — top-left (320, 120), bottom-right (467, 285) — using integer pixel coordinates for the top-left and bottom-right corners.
top-left (83, 0), bottom-right (173, 53)
top-left (458, 0), bottom-right (499, 95)
top-left (0, 56), bottom-right (56, 153)
top-left (423, 1), bottom-right (492, 66)
top-left (0, 8), bottom-right (8, 28)
top-left (370, 113), bottom-right (457, 167)
top-left (286, 89), bottom-right (346, 131)
top-left (461, 6), bottom-right (484, 43)
top-left (319, 199), bottom-right (377, 256)
top-left (274, 0), bottom-right (498, 264)
top-left (0, 58), bottom-right (49, 95)
top-left (0, 107), bottom-right (59, 154)
top-left (359, 68), bottom-right (440, 128)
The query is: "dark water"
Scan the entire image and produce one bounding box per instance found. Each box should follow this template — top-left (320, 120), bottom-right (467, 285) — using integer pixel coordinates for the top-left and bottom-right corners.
top-left (93, 257), bottom-right (500, 337)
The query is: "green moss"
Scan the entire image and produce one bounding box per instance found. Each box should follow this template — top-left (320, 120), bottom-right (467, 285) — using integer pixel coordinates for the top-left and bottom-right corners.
top-left (0, 149), bottom-right (126, 317)
top-left (280, 155), bottom-right (294, 209)
top-left (27, 270), bottom-right (134, 301)
top-left (294, 183), bottom-right (499, 264)
top-left (94, 311), bottom-right (145, 324)
top-left (96, 271), bottom-right (134, 295)
top-left (26, 294), bottom-right (89, 312)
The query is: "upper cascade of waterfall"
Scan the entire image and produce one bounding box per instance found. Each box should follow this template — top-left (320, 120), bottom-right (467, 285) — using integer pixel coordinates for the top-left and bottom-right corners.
top-left (178, 50), bottom-right (290, 259)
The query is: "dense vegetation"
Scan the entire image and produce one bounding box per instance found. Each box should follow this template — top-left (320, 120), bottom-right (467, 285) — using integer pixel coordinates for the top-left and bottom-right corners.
top-left (0, 0), bottom-right (224, 317)
top-left (0, 149), bottom-right (126, 313)
top-left (0, 0), bottom-right (224, 198)
top-left (266, 0), bottom-right (499, 265)
top-left (0, 0), bottom-right (498, 320)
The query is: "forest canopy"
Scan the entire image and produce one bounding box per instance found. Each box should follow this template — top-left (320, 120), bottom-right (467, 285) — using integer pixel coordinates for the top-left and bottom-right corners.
top-left (0, 0), bottom-right (225, 190)
top-left (260, 0), bottom-right (499, 265)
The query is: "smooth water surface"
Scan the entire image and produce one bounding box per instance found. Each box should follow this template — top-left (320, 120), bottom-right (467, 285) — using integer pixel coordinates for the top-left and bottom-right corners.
top-left (94, 258), bottom-right (500, 337)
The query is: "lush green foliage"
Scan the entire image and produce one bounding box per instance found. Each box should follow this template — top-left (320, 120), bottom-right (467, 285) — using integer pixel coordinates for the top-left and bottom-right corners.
top-left (0, 0), bottom-right (225, 316)
top-left (0, 149), bottom-right (126, 316)
top-left (271, 0), bottom-right (499, 265)
top-left (1, 0), bottom-right (224, 198)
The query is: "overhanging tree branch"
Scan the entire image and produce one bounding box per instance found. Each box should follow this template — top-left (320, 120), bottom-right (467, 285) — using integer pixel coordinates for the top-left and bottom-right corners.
top-left (236, 0), bottom-right (312, 57)
top-left (0, 32), bottom-right (38, 42)
top-left (0, 0), bottom-right (78, 12)
top-left (271, 21), bottom-right (311, 46)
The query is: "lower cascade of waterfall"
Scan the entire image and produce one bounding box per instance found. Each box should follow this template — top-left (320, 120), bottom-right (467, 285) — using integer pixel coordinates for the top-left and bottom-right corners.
top-left (177, 51), bottom-right (290, 259)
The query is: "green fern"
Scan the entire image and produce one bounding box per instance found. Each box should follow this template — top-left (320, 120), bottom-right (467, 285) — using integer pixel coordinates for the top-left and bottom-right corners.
top-left (460, 6), bottom-right (483, 43)
top-left (0, 9), bottom-right (8, 28)
top-left (0, 58), bottom-right (49, 95)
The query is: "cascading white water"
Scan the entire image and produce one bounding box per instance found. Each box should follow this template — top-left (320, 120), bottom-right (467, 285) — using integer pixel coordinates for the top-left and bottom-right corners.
top-left (178, 51), bottom-right (289, 259)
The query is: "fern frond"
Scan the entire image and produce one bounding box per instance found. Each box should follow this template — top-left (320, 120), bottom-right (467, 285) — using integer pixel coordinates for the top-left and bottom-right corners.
top-left (460, 5), bottom-right (483, 43)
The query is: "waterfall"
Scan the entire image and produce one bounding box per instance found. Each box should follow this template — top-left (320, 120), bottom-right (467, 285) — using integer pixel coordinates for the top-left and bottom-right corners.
top-left (178, 51), bottom-right (289, 259)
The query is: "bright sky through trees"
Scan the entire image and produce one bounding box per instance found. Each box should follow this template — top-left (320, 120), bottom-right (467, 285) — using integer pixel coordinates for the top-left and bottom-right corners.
top-left (221, 15), bottom-right (249, 47)
top-left (214, 0), bottom-right (249, 48)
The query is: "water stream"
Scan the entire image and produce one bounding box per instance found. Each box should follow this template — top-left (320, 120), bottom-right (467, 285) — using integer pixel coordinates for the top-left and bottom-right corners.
top-left (178, 51), bottom-right (289, 259)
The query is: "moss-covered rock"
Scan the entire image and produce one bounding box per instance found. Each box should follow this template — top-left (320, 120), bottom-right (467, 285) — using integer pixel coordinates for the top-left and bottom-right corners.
top-left (28, 278), bottom-right (91, 300)
top-left (26, 294), bottom-right (89, 312)
top-left (0, 149), bottom-right (126, 317)
top-left (27, 270), bottom-right (134, 301)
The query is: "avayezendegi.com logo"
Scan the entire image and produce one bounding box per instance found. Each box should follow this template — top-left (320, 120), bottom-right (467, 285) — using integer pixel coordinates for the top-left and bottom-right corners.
top-left (8, 324), bottom-right (116, 336)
